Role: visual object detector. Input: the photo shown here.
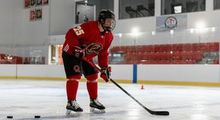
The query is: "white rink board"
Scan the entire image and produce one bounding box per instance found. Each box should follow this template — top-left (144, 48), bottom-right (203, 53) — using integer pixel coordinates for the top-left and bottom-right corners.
top-left (138, 65), bottom-right (220, 82)
top-left (17, 65), bottom-right (65, 78)
top-left (0, 65), bottom-right (16, 76)
top-left (0, 64), bottom-right (220, 83)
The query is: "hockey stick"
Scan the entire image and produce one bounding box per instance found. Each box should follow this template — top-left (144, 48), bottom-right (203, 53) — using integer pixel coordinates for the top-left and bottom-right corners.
top-left (82, 58), bottom-right (169, 116)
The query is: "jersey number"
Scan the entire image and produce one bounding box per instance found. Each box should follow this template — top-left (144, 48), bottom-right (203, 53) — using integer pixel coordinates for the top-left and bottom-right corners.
top-left (73, 26), bottom-right (84, 36)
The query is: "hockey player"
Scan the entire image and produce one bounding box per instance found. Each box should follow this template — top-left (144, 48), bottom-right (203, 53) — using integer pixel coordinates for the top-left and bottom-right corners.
top-left (62, 9), bottom-right (115, 114)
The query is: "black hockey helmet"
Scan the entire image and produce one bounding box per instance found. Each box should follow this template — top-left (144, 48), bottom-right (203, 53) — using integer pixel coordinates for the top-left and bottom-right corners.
top-left (98, 9), bottom-right (116, 31)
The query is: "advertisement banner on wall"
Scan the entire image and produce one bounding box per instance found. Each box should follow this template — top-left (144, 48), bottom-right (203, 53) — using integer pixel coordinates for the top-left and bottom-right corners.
top-left (156, 14), bottom-right (187, 32)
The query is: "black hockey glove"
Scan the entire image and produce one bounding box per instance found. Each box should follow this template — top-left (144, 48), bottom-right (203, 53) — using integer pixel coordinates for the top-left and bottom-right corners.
top-left (100, 66), bottom-right (111, 82)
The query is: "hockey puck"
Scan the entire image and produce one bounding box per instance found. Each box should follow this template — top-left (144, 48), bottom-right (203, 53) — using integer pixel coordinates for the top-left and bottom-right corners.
top-left (7, 116), bottom-right (13, 119)
top-left (34, 115), bottom-right (41, 118)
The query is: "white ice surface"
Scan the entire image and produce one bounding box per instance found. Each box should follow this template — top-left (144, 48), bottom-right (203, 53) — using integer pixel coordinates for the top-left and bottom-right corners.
top-left (0, 80), bottom-right (220, 120)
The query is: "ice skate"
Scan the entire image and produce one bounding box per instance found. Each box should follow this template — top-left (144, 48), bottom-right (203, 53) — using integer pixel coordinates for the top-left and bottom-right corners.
top-left (90, 99), bottom-right (105, 113)
top-left (66, 100), bottom-right (83, 115)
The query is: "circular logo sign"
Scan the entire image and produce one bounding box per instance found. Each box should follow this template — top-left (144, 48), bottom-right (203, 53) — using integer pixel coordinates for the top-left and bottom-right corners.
top-left (165, 16), bottom-right (177, 29)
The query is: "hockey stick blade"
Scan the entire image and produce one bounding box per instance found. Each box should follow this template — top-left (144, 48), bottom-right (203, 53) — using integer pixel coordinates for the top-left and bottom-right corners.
top-left (110, 79), bottom-right (169, 116)
top-left (146, 108), bottom-right (169, 116)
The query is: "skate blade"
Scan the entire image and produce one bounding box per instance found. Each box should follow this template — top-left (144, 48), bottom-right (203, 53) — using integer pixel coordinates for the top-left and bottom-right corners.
top-left (65, 110), bottom-right (81, 117)
top-left (90, 107), bottom-right (105, 114)
top-left (66, 109), bottom-right (71, 115)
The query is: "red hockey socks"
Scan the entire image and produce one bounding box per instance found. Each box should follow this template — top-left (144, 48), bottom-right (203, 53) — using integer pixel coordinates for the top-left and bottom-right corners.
top-left (66, 79), bottom-right (79, 101)
top-left (87, 81), bottom-right (98, 100)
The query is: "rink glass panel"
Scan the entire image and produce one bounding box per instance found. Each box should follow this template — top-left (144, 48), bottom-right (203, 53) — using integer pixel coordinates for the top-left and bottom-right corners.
top-left (109, 27), bottom-right (220, 65)
top-left (1, 28), bottom-right (219, 65)
top-left (46, 27), bottom-right (220, 65)
top-left (0, 45), bottom-right (46, 64)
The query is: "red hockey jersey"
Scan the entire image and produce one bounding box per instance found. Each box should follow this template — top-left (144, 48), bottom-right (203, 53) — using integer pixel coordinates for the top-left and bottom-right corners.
top-left (62, 21), bottom-right (113, 68)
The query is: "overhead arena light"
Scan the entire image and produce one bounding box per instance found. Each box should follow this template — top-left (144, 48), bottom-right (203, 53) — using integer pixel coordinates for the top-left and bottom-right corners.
top-left (131, 27), bottom-right (141, 37)
top-left (211, 27), bottom-right (216, 32)
top-left (195, 21), bottom-right (208, 33)
top-left (151, 31), bottom-right (156, 36)
top-left (195, 21), bottom-right (206, 29)
top-left (170, 30), bottom-right (174, 35)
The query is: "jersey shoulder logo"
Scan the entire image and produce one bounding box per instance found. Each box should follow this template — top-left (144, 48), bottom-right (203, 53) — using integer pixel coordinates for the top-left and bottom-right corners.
top-left (73, 26), bottom-right (84, 36)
